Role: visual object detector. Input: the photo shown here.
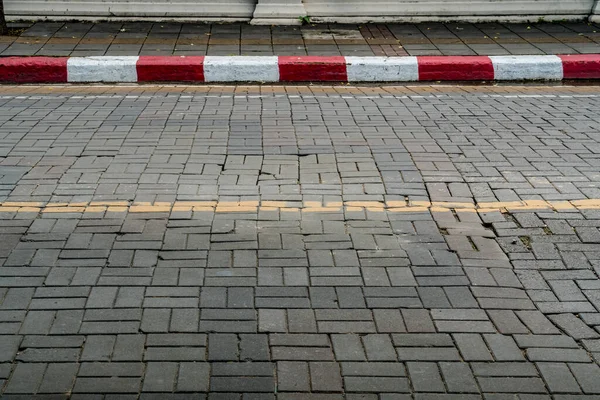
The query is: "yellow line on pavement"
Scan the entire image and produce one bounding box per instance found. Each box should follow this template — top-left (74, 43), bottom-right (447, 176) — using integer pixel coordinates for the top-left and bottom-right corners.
top-left (0, 199), bottom-right (599, 214)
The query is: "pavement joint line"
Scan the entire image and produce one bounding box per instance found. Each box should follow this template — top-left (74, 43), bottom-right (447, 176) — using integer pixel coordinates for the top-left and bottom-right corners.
top-left (0, 94), bottom-right (599, 100)
top-left (1, 199), bottom-right (598, 214)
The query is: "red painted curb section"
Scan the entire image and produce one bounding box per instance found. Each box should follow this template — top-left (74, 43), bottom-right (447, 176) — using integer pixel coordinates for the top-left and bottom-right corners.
top-left (560, 55), bottom-right (600, 79)
top-left (279, 56), bottom-right (347, 82)
top-left (0, 55), bottom-right (599, 83)
top-left (418, 56), bottom-right (495, 81)
top-left (137, 56), bottom-right (205, 82)
top-left (0, 57), bottom-right (68, 83)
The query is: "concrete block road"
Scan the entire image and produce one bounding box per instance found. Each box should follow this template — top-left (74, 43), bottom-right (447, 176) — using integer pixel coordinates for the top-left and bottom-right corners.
top-left (1, 84), bottom-right (600, 398)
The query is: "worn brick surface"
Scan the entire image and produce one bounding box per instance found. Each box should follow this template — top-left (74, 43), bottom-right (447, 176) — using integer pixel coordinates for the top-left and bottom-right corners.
top-left (1, 84), bottom-right (600, 396)
top-left (4, 21), bottom-right (600, 57)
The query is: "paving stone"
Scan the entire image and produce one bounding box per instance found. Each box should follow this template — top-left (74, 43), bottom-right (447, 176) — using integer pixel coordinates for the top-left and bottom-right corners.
top-left (527, 348), bottom-right (591, 363)
top-left (331, 334), bottom-right (366, 361)
top-left (549, 314), bottom-right (600, 340)
top-left (209, 333), bottom-right (239, 361)
top-left (407, 362), bottom-right (445, 392)
top-left (240, 334), bottom-right (270, 361)
top-left (537, 363), bottom-right (581, 394)
top-left (4, 363), bottom-right (46, 393)
top-left (439, 362), bottom-right (479, 393)
top-left (569, 363), bottom-right (600, 394)
top-left (454, 334), bottom-right (493, 361)
top-left (484, 334), bottom-right (525, 361)
top-left (310, 362), bottom-right (343, 392)
top-left (1, 84), bottom-right (600, 397)
top-left (277, 361), bottom-right (310, 392)
top-left (0, 335), bottom-right (21, 362)
top-left (143, 362), bottom-right (177, 392)
top-left (476, 377), bottom-right (547, 393)
top-left (81, 335), bottom-right (115, 361)
top-left (177, 362), bottom-right (210, 392)
top-left (362, 334), bottom-right (396, 361)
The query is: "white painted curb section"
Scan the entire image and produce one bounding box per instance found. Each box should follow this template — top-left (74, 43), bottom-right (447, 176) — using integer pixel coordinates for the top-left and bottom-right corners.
top-left (67, 56), bottom-right (140, 82)
top-left (204, 56), bottom-right (279, 82)
top-left (346, 56), bottom-right (419, 82)
top-left (490, 55), bottom-right (563, 81)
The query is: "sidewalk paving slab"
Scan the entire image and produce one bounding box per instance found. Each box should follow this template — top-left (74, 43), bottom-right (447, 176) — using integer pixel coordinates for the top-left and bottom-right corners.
top-left (3, 21), bottom-right (600, 57)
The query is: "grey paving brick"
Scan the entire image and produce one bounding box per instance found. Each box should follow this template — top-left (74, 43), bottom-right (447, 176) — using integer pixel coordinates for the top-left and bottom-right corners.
top-left (310, 362), bottom-right (343, 392)
top-left (362, 334), bottom-right (396, 361)
top-left (277, 361), bottom-right (310, 392)
top-left (454, 334), bottom-right (493, 361)
top-left (50, 310), bottom-right (84, 334)
top-left (569, 363), bottom-right (600, 394)
top-left (258, 309), bottom-right (286, 333)
top-left (170, 308), bottom-right (200, 332)
top-left (527, 348), bottom-right (591, 363)
top-left (373, 309), bottom-right (406, 333)
top-left (407, 362), bottom-right (445, 393)
top-left (177, 362), bottom-right (210, 392)
top-left (0, 335), bottom-right (21, 362)
top-left (287, 309), bottom-right (317, 333)
top-left (476, 377), bottom-right (547, 393)
top-left (484, 334), bottom-right (525, 361)
top-left (113, 334), bottom-right (146, 361)
top-left (549, 314), bottom-right (600, 340)
top-left (81, 335), bottom-right (115, 361)
top-left (514, 334), bottom-right (578, 349)
top-left (487, 310), bottom-right (529, 334)
top-left (143, 362), bottom-right (177, 392)
top-left (208, 333), bottom-right (239, 361)
top-left (73, 377), bottom-right (142, 393)
top-left (2, 84), bottom-right (600, 397)
top-left (537, 363), bottom-right (581, 394)
top-left (440, 362), bottom-right (479, 393)
top-left (240, 334), bottom-right (270, 361)
top-left (21, 310), bottom-right (54, 334)
top-left (4, 363), bottom-right (46, 394)
top-left (401, 309), bottom-right (435, 332)
top-left (516, 311), bottom-right (560, 335)
top-left (331, 334), bottom-right (366, 361)
top-left (344, 376), bottom-right (411, 393)
top-left (471, 362), bottom-right (538, 377)
top-left (141, 308), bottom-right (171, 333)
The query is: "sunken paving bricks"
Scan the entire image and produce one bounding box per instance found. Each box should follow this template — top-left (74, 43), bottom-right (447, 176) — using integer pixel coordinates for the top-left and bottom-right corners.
top-left (1, 84), bottom-right (600, 397)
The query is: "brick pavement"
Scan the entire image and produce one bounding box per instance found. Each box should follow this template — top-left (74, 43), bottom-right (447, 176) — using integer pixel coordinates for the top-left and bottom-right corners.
top-left (2, 20), bottom-right (600, 57)
top-left (1, 84), bottom-right (600, 397)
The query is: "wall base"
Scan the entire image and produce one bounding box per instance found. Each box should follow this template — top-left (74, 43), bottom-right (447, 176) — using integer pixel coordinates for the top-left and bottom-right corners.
top-left (591, 1), bottom-right (600, 22)
top-left (251, 18), bottom-right (302, 25)
top-left (4, 1), bottom-right (256, 18)
top-left (251, 0), bottom-right (306, 25)
top-left (4, 0), bottom-right (596, 24)
top-left (311, 14), bottom-right (589, 24)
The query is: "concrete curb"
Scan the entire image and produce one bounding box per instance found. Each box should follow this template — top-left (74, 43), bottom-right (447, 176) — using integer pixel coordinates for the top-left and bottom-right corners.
top-left (0, 55), bottom-right (599, 83)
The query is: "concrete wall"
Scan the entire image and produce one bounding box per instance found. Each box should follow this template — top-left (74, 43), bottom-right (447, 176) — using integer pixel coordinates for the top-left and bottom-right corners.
top-left (5, 0), bottom-right (258, 20)
top-left (5, 0), bottom-right (598, 23)
top-left (304, 0), bottom-right (595, 22)
top-left (591, 0), bottom-right (600, 22)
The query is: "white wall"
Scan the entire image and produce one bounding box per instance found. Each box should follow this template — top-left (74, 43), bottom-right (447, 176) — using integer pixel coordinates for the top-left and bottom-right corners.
top-left (5, 0), bottom-right (257, 19)
top-left (591, 0), bottom-right (600, 22)
top-left (5, 0), bottom-right (597, 22)
top-left (304, 0), bottom-right (595, 22)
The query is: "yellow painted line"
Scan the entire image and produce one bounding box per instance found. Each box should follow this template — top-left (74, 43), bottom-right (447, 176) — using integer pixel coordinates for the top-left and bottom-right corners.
top-left (0, 199), bottom-right (599, 215)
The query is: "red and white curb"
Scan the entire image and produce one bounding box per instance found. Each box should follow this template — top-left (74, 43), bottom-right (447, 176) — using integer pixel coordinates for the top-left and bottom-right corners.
top-left (0, 55), bottom-right (599, 83)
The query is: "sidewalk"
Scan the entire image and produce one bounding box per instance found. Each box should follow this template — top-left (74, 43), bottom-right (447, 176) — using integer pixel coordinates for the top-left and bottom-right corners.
top-left (3, 21), bottom-right (600, 57)
top-left (2, 84), bottom-right (600, 398)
